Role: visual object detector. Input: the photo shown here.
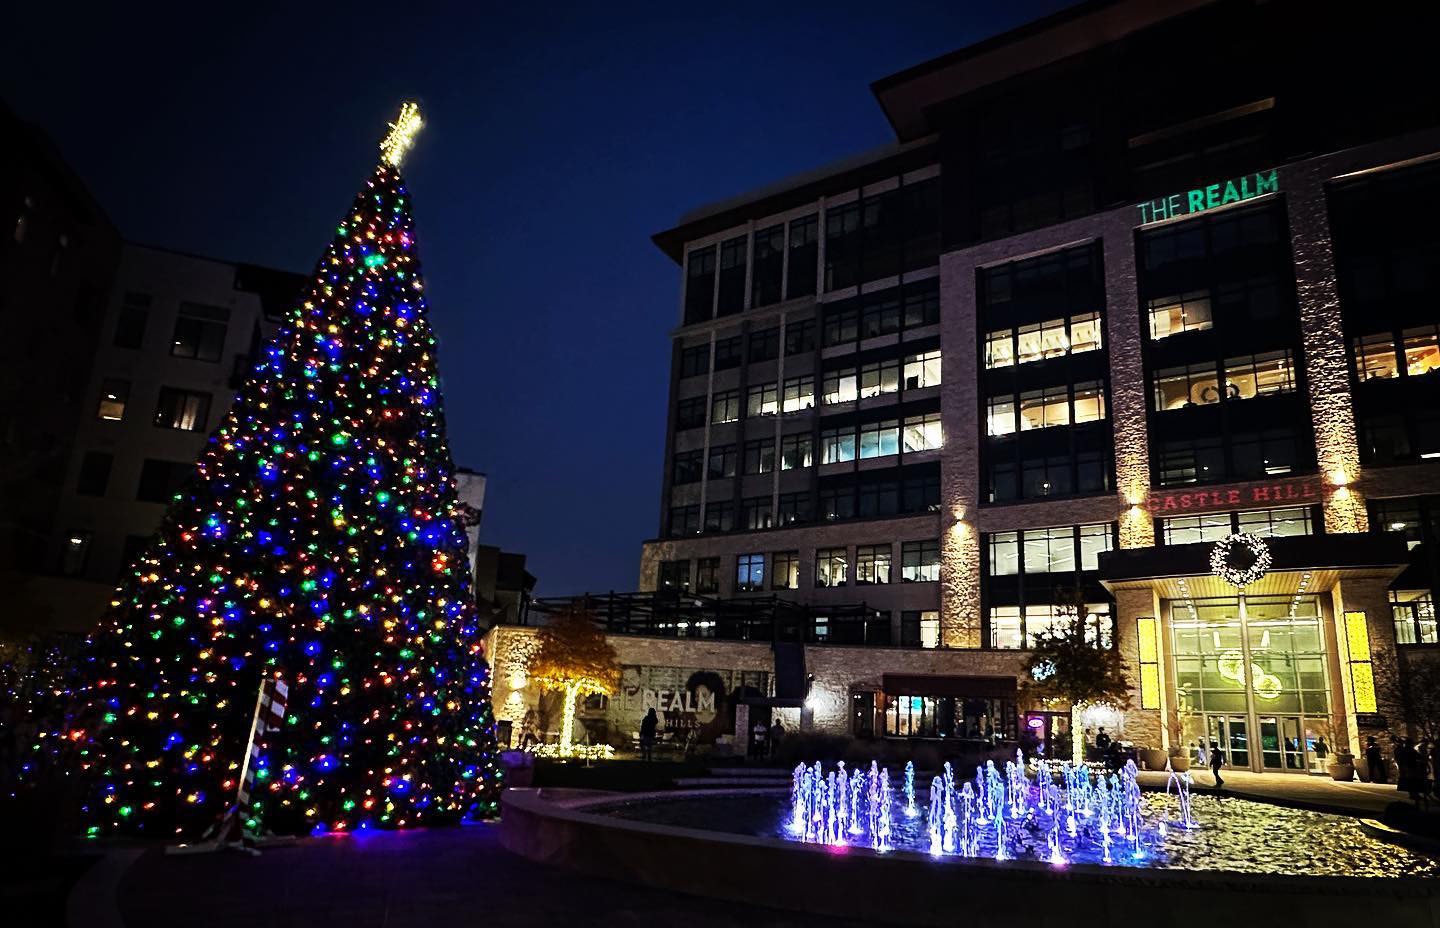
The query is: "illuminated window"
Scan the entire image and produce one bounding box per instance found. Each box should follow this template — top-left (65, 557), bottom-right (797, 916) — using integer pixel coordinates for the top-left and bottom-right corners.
top-left (746, 382), bottom-right (778, 418)
top-left (1162, 513), bottom-right (1232, 545)
top-left (710, 390), bottom-right (740, 424)
top-left (782, 375), bottom-right (814, 413)
top-left (918, 612), bottom-right (940, 649)
top-left (989, 607), bottom-right (1023, 649)
top-left (1019, 385), bottom-right (1070, 430)
top-left (854, 545), bottom-right (892, 585)
top-left (985, 328), bottom-right (1015, 368)
top-left (1024, 527), bottom-right (1076, 573)
top-left (735, 553), bottom-right (765, 592)
top-left (902, 413), bottom-right (943, 452)
top-left (821, 427), bottom-right (856, 464)
top-left (816, 548), bottom-right (848, 588)
top-left (1224, 350), bottom-right (1295, 399)
top-left (1237, 507), bottom-right (1313, 538)
top-left (903, 350), bottom-right (942, 389)
top-left (1072, 381), bottom-right (1106, 423)
top-left (987, 396), bottom-right (1017, 436)
top-left (1344, 611), bottom-right (1378, 713)
top-left (1402, 325), bottom-right (1440, 376)
top-left (1069, 312), bottom-right (1103, 354)
top-left (858, 359), bottom-right (900, 398)
top-left (1390, 590), bottom-right (1437, 645)
top-left (988, 532), bottom-right (1019, 576)
top-left (1154, 362), bottom-right (1220, 410)
top-left (822, 367), bottom-right (858, 405)
top-left (1078, 523), bottom-right (1113, 570)
top-left (1147, 291), bottom-right (1213, 339)
top-left (1353, 333), bottom-right (1399, 381)
top-left (780, 434), bottom-right (812, 470)
top-left (858, 420), bottom-right (899, 459)
top-left (60, 531), bottom-right (92, 576)
top-left (771, 551), bottom-right (799, 590)
top-left (900, 540), bottom-right (940, 582)
top-left (96, 378), bottom-right (130, 421)
top-left (153, 387), bottom-right (211, 432)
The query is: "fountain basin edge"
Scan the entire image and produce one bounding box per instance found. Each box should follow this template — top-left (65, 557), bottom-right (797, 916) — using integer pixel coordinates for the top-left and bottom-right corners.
top-left (499, 788), bottom-right (1439, 928)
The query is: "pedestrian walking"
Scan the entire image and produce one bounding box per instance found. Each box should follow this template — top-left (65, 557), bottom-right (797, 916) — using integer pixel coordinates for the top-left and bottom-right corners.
top-left (1209, 739), bottom-right (1226, 789)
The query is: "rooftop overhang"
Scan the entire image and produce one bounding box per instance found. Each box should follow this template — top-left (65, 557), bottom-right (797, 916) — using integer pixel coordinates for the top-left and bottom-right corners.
top-left (870, 0), bottom-right (1217, 142)
top-left (1098, 533), bottom-right (1412, 600)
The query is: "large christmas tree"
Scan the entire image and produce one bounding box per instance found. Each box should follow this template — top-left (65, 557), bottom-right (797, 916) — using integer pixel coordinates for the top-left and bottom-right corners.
top-left (61, 104), bottom-right (500, 838)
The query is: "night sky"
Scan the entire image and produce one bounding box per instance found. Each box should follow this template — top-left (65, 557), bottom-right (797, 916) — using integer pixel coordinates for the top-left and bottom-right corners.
top-left (4, 1), bottom-right (1071, 595)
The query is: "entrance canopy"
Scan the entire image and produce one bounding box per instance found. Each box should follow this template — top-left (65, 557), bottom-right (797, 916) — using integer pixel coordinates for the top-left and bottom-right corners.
top-left (1097, 532), bottom-right (1410, 597)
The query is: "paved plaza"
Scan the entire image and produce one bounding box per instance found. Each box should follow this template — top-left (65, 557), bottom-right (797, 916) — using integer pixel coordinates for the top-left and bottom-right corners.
top-left (29, 771), bottom-right (1414, 927)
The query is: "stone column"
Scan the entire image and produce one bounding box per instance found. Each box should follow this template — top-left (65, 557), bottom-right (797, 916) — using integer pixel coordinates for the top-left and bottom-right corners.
top-left (938, 251), bottom-right (982, 648)
top-left (1112, 586), bottom-right (1164, 749)
top-left (1098, 215), bottom-right (1154, 550)
top-left (1283, 164), bottom-right (1367, 534)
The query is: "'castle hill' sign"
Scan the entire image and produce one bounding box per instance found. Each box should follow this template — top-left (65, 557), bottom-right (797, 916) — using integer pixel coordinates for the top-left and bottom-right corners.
top-left (1146, 475), bottom-right (1320, 515)
top-left (1136, 168), bottom-right (1278, 225)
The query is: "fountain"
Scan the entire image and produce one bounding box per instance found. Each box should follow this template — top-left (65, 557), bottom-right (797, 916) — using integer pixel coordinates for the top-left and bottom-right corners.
top-left (787, 754), bottom-right (1174, 866)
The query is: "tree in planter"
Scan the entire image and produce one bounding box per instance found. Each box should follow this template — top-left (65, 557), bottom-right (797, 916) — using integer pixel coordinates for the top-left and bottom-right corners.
top-left (1021, 591), bottom-right (1131, 764)
top-left (528, 606), bottom-right (620, 756)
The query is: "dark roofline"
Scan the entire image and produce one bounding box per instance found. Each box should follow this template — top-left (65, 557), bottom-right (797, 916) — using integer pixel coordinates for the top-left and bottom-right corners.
top-left (651, 136), bottom-right (937, 264)
top-left (870, 0), bottom-right (1216, 141)
top-left (124, 240), bottom-right (306, 279)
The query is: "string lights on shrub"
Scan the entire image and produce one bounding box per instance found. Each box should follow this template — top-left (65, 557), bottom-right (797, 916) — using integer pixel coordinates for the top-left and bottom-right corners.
top-left (1210, 533), bottom-right (1272, 588)
top-left (52, 103), bottom-right (501, 838)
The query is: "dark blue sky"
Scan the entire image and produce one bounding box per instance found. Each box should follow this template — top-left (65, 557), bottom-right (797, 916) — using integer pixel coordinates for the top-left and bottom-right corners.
top-left (4, 1), bottom-right (1071, 594)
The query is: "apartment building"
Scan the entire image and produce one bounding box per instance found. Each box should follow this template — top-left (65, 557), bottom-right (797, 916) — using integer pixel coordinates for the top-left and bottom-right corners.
top-left (559, 0), bottom-right (1440, 770)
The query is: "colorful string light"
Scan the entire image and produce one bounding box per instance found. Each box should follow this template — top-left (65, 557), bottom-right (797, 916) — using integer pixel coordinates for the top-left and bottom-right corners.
top-left (53, 108), bottom-right (500, 838)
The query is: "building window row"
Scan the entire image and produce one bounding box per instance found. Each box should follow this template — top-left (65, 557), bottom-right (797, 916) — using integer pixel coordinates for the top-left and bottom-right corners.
top-left (983, 312), bottom-right (1102, 368)
top-left (986, 381), bottom-right (1106, 436)
top-left (987, 523), bottom-right (1114, 577)
top-left (821, 280), bottom-right (939, 349)
top-left (1159, 506), bottom-right (1314, 546)
top-left (1153, 350), bottom-right (1296, 410)
top-left (989, 602), bottom-right (1113, 650)
top-left (95, 380), bottom-right (212, 432)
top-left (821, 349), bottom-right (942, 405)
top-left (820, 414), bottom-right (943, 464)
top-left (1352, 325), bottom-right (1440, 382)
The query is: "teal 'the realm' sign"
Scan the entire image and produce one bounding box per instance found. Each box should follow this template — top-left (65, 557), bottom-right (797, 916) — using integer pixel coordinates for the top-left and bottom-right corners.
top-left (1137, 168), bottom-right (1278, 225)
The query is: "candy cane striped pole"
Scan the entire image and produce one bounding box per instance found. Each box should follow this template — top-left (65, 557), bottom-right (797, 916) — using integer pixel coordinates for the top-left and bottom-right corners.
top-left (169, 676), bottom-right (288, 855)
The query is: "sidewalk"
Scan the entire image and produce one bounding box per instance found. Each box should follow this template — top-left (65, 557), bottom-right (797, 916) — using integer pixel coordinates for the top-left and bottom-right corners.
top-left (1137, 767), bottom-right (1406, 817)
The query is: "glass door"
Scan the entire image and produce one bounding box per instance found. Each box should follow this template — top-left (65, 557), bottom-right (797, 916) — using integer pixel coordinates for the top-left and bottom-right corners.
top-left (1208, 715), bottom-right (1249, 769)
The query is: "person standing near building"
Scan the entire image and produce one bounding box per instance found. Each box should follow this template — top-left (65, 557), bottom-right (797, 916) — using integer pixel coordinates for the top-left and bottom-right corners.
top-left (1366, 736), bottom-right (1387, 784)
top-left (1094, 728), bottom-right (1112, 754)
top-left (1209, 739), bottom-right (1226, 789)
top-left (752, 716), bottom-right (769, 760)
top-left (639, 707), bottom-right (658, 762)
top-left (770, 717), bottom-right (785, 760)
top-left (1194, 740), bottom-right (1209, 768)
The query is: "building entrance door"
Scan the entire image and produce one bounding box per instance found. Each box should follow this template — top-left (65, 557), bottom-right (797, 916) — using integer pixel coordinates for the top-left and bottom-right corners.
top-left (1207, 715), bottom-right (1250, 769)
top-left (1258, 716), bottom-right (1308, 771)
